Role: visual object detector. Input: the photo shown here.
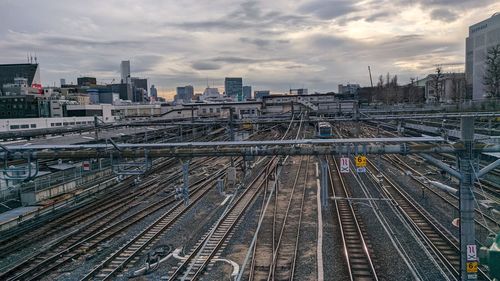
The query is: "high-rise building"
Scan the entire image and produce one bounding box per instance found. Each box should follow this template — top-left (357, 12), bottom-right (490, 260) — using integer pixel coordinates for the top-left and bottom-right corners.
top-left (150, 85), bottom-right (158, 100)
top-left (60, 78), bottom-right (66, 86)
top-left (224, 77), bottom-right (243, 101)
top-left (201, 87), bottom-right (221, 101)
top-left (466, 13), bottom-right (500, 100)
top-left (77, 77), bottom-right (97, 87)
top-left (243, 85), bottom-right (252, 100)
top-left (175, 85), bottom-right (194, 102)
top-left (120, 60), bottom-right (131, 83)
top-left (254, 90), bottom-right (270, 100)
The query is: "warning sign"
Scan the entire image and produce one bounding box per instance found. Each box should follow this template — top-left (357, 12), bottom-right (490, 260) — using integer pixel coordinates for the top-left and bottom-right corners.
top-left (340, 157), bottom-right (350, 173)
top-left (355, 155), bottom-right (367, 167)
top-left (82, 161), bottom-right (90, 171)
top-left (466, 261), bottom-right (478, 273)
top-left (467, 244), bottom-right (477, 261)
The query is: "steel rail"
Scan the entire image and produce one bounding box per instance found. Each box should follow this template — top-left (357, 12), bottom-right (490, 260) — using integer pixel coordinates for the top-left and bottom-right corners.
top-left (329, 156), bottom-right (379, 281)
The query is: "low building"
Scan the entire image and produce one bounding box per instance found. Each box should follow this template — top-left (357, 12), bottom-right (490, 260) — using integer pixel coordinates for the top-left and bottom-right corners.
top-left (338, 84), bottom-right (360, 95)
top-left (77, 77), bottom-right (97, 87)
top-left (0, 95), bottom-right (50, 119)
top-left (254, 90), bottom-right (270, 100)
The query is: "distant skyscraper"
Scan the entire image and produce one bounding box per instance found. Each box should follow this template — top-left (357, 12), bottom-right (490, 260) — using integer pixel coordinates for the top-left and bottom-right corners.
top-left (150, 85), bottom-right (158, 100)
top-left (60, 78), bottom-right (66, 86)
top-left (466, 13), bottom-right (500, 100)
top-left (225, 77), bottom-right (243, 101)
top-left (243, 86), bottom-right (252, 100)
top-left (120, 60), bottom-right (131, 83)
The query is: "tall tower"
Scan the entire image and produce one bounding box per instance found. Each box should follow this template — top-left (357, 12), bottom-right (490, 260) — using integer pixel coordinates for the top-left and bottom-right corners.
top-left (120, 60), bottom-right (131, 84)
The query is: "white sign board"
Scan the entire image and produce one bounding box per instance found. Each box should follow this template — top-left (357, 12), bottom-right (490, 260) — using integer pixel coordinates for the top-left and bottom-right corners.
top-left (356, 167), bottom-right (366, 173)
top-left (340, 157), bottom-right (350, 173)
top-left (467, 244), bottom-right (477, 261)
top-left (82, 161), bottom-right (90, 171)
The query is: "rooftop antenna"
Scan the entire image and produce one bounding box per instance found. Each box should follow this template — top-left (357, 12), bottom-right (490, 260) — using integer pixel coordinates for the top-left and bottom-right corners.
top-left (34, 53), bottom-right (37, 64)
top-left (27, 53), bottom-right (29, 63)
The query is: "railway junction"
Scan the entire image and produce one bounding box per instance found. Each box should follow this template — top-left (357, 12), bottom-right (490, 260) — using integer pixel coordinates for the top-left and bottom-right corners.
top-left (0, 108), bottom-right (499, 281)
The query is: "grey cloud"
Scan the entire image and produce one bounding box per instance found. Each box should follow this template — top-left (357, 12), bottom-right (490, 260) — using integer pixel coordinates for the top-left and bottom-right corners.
top-left (298, 0), bottom-right (358, 20)
top-left (191, 61), bottom-right (221, 70)
top-left (212, 56), bottom-right (265, 64)
top-left (365, 11), bottom-right (392, 22)
top-left (430, 8), bottom-right (458, 22)
top-left (41, 36), bottom-right (141, 47)
top-left (240, 38), bottom-right (290, 48)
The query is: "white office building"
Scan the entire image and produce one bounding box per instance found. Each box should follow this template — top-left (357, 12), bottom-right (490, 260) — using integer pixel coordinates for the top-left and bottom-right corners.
top-left (465, 13), bottom-right (500, 100)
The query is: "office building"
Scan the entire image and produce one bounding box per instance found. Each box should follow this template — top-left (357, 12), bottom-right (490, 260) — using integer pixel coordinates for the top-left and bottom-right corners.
top-left (175, 85), bottom-right (194, 102)
top-left (254, 90), bottom-right (270, 100)
top-left (243, 85), bottom-right (252, 100)
top-left (150, 85), bottom-right (158, 100)
top-left (77, 77), bottom-right (97, 87)
top-left (466, 13), bottom-right (500, 100)
top-left (60, 79), bottom-right (66, 87)
top-left (0, 63), bottom-right (41, 88)
top-left (224, 77), bottom-right (243, 101)
top-left (131, 77), bottom-right (148, 91)
top-left (201, 87), bottom-right (221, 101)
top-left (120, 60), bottom-right (131, 83)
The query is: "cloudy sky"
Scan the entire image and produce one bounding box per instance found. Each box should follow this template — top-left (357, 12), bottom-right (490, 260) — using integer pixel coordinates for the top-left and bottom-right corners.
top-left (1, 0), bottom-right (499, 98)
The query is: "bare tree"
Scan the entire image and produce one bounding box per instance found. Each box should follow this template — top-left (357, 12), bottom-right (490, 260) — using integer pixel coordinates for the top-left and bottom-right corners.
top-left (377, 75), bottom-right (384, 88)
top-left (431, 67), bottom-right (444, 102)
top-left (483, 44), bottom-right (500, 98)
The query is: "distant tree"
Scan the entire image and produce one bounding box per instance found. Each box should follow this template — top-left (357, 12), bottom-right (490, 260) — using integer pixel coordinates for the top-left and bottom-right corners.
top-left (483, 44), bottom-right (500, 98)
top-left (391, 75), bottom-right (398, 87)
top-left (377, 75), bottom-right (384, 88)
top-left (431, 67), bottom-right (444, 102)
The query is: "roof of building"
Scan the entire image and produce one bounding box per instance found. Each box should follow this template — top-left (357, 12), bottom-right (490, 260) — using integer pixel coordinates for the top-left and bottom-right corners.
top-left (0, 63), bottom-right (39, 87)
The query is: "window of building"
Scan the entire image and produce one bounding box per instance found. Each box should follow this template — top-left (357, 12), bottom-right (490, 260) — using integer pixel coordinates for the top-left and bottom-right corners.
top-left (30, 124), bottom-right (36, 128)
top-left (63, 122), bottom-right (69, 125)
top-left (10, 125), bottom-right (19, 130)
top-left (216, 108), bottom-right (220, 113)
top-left (202, 109), bottom-right (207, 114)
top-left (209, 108), bottom-right (213, 113)
top-left (177, 111), bottom-right (181, 114)
top-left (55, 123), bottom-right (62, 126)
top-left (20, 124), bottom-right (29, 129)
top-left (51, 123), bottom-right (55, 127)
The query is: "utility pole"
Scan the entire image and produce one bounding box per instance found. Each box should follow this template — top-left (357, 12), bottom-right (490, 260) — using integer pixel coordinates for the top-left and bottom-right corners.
top-left (458, 117), bottom-right (477, 281)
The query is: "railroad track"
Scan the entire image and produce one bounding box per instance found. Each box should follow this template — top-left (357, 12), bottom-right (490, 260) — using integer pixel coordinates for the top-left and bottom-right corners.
top-left (78, 160), bottom-right (232, 281)
top-left (367, 160), bottom-right (491, 280)
top-left (0, 130), bottom-right (229, 258)
top-left (0, 159), bottom-right (227, 281)
top-left (167, 158), bottom-right (279, 281)
top-left (269, 156), bottom-right (310, 281)
top-left (329, 156), bottom-right (379, 281)
top-left (384, 154), bottom-right (500, 232)
top-left (248, 156), bottom-right (309, 281)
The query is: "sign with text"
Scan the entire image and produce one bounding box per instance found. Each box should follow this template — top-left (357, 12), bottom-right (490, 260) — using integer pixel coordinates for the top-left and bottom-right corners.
top-left (355, 155), bottom-right (367, 167)
top-left (467, 244), bottom-right (477, 261)
top-left (340, 157), bottom-right (350, 173)
top-left (356, 167), bottom-right (366, 173)
top-left (82, 161), bottom-right (90, 171)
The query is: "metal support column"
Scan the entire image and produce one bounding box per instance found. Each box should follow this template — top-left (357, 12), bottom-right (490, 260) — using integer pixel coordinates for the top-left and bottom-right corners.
top-left (181, 159), bottom-right (190, 206)
top-left (458, 117), bottom-right (477, 281)
top-left (319, 158), bottom-right (329, 207)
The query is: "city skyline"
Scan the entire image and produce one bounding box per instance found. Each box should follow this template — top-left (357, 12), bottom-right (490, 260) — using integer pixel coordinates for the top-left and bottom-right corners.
top-left (1, 0), bottom-right (499, 99)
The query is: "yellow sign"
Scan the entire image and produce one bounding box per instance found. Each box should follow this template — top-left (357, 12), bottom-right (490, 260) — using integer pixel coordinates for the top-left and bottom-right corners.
top-left (355, 155), bottom-right (367, 167)
top-left (466, 261), bottom-right (478, 273)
